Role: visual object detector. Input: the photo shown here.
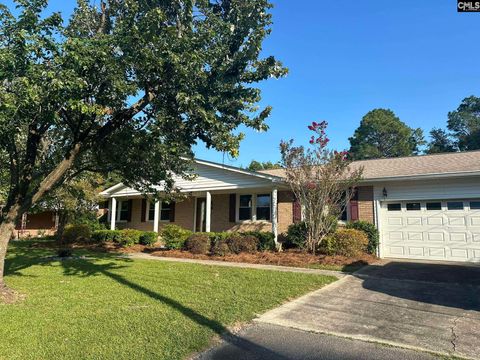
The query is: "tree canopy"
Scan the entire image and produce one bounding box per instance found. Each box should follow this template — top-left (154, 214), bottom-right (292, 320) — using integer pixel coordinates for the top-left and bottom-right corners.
top-left (425, 128), bottom-right (457, 154)
top-left (348, 109), bottom-right (424, 160)
top-left (245, 160), bottom-right (281, 172)
top-left (0, 0), bottom-right (286, 291)
top-left (447, 96), bottom-right (480, 151)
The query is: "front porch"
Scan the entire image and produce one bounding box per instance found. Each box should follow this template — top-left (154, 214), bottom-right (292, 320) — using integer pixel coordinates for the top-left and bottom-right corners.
top-left (107, 188), bottom-right (280, 242)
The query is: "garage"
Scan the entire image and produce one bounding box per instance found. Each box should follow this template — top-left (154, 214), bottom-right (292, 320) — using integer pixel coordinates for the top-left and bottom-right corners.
top-left (380, 199), bottom-right (480, 262)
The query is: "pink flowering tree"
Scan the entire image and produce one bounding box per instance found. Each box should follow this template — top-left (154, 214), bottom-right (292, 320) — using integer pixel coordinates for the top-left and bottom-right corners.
top-left (280, 121), bottom-right (363, 253)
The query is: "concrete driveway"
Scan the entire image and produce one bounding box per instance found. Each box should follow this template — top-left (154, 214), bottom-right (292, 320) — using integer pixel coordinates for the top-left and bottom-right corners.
top-left (258, 261), bottom-right (480, 359)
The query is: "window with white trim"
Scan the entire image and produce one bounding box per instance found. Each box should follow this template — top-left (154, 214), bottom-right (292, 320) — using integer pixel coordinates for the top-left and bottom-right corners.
top-left (256, 194), bottom-right (271, 221)
top-left (147, 201), bottom-right (171, 221)
top-left (117, 200), bottom-right (129, 221)
top-left (238, 195), bottom-right (252, 221)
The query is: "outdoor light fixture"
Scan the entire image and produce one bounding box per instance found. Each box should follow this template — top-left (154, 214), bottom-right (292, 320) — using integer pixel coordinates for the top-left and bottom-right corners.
top-left (383, 188), bottom-right (388, 198)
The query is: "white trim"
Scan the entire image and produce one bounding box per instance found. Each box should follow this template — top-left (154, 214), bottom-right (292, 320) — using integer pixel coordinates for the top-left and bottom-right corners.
top-left (193, 197), bottom-right (197, 232)
top-left (236, 192), bottom-right (272, 223)
top-left (206, 191), bottom-right (211, 232)
top-left (271, 187), bottom-right (278, 243)
top-left (110, 197), bottom-right (117, 230)
top-left (153, 200), bottom-right (160, 233)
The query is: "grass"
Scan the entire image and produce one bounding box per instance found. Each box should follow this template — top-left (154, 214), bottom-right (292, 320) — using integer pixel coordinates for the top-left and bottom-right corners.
top-left (0, 240), bottom-right (336, 360)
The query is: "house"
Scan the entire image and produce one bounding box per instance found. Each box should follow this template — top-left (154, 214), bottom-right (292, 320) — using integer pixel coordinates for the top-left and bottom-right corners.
top-left (14, 211), bottom-right (58, 238)
top-left (100, 151), bottom-right (480, 263)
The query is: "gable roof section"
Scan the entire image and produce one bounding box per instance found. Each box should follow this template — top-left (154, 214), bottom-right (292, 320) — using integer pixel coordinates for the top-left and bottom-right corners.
top-left (100, 159), bottom-right (284, 197)
top-left (259, 151), bottom-right (480, 181)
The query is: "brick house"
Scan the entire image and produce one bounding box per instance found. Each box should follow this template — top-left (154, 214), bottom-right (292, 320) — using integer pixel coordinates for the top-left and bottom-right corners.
top-left (101, 151), bottom-right (480, 263)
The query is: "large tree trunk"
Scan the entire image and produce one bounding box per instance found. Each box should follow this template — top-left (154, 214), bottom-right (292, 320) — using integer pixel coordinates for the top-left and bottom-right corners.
top-left (55, 210), bottom-right (69, 243)
top-left (0, 206), bottom-right (20, 303)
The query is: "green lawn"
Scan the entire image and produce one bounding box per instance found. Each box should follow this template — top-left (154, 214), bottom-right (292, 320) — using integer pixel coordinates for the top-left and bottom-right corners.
top-left (1, 240), bottom-right (335, 360)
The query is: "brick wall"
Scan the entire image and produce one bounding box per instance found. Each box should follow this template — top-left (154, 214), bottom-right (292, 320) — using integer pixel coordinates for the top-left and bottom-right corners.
top-left (357, 186), bottom-right (374, 223)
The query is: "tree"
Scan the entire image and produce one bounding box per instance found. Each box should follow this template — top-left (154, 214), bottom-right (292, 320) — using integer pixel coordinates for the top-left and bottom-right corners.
top-left (425, 128), bottom-right (457, 154)
top-left (348, 109), bottom-right (425, 160)
top-left (246, 160), bottom-right (281, 172)
top-left (447, 96), bottom-right (480, 151)
top-left (0, 0), bottom-right (286, 300)
top-left (280, 121), bottom-right (363, 254)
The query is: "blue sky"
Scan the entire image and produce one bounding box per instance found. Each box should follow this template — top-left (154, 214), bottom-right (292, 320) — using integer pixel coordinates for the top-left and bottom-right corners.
top-left (5, 0), bottom-right (480, 167)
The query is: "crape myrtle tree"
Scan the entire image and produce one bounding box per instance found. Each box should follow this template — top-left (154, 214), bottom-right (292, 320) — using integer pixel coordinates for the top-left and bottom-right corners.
top-left (0, 0), bottom-right (286, 299)
top-left (280, 121), bottom-right (363, 254)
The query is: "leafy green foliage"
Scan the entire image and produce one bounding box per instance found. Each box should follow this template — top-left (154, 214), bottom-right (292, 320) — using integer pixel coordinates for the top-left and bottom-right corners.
top-left (0, 0), bottom-right (287, 267)
top-left (139, 232), bottom-right (158, 246)
top-left (242, 231), bottom-right (275, 251)
top-left (91, 230), bottom-right (120, 243)
top-left (346, 221), bottom-right (379, 254)
top-left (426, 128), bottom-right (458, 154)
top-left (211, 241), bottom-right (231, 256)
top-left (160, 224), bottom-right (192, 250)
top-left (226, 234), bottom-right (258, 254)
top-left (114, 229), bottom-right (142, 247)
top-left (62, 224), bottom-right (92, 244)
top-left (185, 233), bottom-right (211, 254)
top-left (447, 96), bottom-right (480, 151)
top-left (284, 221), bottom-right (308, 249)
top-left (320, 228), bottom-right (369, 257)
top-left (245, 160), bottom-right (281, 172)
top-left (349, 109), bottom-right (425, 160)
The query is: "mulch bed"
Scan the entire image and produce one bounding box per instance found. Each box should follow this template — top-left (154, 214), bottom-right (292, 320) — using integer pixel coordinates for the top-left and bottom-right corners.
top-left (147, 248), bottom-right (377, 271)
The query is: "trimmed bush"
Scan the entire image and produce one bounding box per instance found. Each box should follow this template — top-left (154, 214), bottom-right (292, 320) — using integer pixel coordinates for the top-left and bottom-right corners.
top-left (139, 231), bottom-right (158, 246)
top-left (91, 230), bottom-right (121, 243)
top-left (320, 228), bottom-right (368, 257)
top-left (115, 229), bottom-right (142, 247)
top-left (62, 224), bottom-right (92, 244)
top-left (226, 234), bottom-right (258, 254)
top-left (160, 224), bottom-right (192, 250)
top-left (212, 241), bottom-right (231, 256)
top-left (284, 222), bottom-right (308, 249)
top-left (242, 231), bottom-right (275, 251)
top-left (185, 233), bottom-right (211, 254)
top-left (208, 232), bottom-right (230, 247)
top-left (346, 221), bottom-right (379, 254)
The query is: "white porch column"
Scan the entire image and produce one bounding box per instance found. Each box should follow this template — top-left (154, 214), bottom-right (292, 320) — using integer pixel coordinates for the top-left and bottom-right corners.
top-left (205, 191), bottom-right (211, 232)
top-left (153, 200), bottom-right (160, 233)
top-left (272, 187), bottom-right (278, 244)
top-left (110, 197), bottom-right (117, 230)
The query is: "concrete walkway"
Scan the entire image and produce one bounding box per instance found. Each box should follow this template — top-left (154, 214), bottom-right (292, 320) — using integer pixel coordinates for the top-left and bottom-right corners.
top-left (129, 252), bottom-right (346, 278)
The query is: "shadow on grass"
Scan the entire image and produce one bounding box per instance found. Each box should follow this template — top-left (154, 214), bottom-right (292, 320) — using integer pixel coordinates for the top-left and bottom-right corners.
top-left (57, 255), bottom-right (288, 359)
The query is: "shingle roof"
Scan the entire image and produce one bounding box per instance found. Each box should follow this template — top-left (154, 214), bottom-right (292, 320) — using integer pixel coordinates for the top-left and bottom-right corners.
top-left (259, 151), bottom-right (480, 180)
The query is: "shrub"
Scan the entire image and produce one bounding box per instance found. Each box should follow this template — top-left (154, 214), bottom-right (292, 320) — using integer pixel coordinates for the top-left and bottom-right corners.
top-left (242, 231), bottom-right (276, 251)
top-left (226, 233), bottom-right (258, 254)
top-left (115, 229), bottom-right (142, 247)
top-left (91, 230), bottom-right (120, 243)
top-left (62, 224), bottom-right (92, 244)
top-left (208, 232), bottom-right (230, 247)
top-left (185, 233), bottom-right (211, 254)
top-left (320, 228), bottom-right (368, 257)
top-left (160, 224), bottom-right (192, 250)
top-left (346, 221), bottom-right (379, 254)
top-left (284, 222), bottom-right (308, 249)
top-left (212, 241), bottom-right (231, 256)
top-left (139, 231), bottom-right (158, 246)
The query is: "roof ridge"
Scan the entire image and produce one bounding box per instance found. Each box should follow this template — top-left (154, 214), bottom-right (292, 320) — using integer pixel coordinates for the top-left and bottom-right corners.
top-left (351, 149), bottom-right (480, 164)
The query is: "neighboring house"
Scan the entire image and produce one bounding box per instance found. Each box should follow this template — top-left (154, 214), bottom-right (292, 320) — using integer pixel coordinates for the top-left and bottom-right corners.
top-left (100, 151), bottom-right (480, 263)
top-left (15, 211), bottom-right (58, 238)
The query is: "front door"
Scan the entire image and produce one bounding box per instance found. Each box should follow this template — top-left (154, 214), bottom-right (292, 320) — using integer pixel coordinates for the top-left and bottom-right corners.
top-left (195, 198), bottom-right (206, 232)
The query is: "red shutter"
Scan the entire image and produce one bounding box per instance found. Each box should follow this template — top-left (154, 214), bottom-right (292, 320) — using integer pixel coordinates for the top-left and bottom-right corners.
top-left (127, 199), bottom-right (133, 222)
top-left (229, 194), bottom-right (236, 222)
top-left (169, 202), bottom-right (176, 222)
top-left (141, 199), bottom-right (147, 222)
top-left (293, 198), bottom-right (302, 223)
top-left (350, 200), bottom-right (359, 221)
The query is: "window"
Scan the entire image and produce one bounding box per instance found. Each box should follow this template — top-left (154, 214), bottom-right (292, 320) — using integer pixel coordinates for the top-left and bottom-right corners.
top-left (256, 194), bottom-right (271, 221)
top-left (387, 203), bottom-right (401, 211)
top-left (160, 202), bottom-right (171, 221)
top-left (406, 203), bottom-right (421, 211)
top-left (239, 195), bottom-right (252, 220)
top-left (426, 202), bottom-right (442, 211)
top-left (147, 201), bottom-right (171, 221)
top-left (470, 201), bottom-right (480, 210)
top-left (118, 200), bottom-right (129, 221)
top-left (447, 201), bottom-right (464, 210)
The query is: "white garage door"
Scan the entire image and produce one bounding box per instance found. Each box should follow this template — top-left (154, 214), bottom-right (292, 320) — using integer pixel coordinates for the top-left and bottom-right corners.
top-left (381, 199), bottom-right (480, 262)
